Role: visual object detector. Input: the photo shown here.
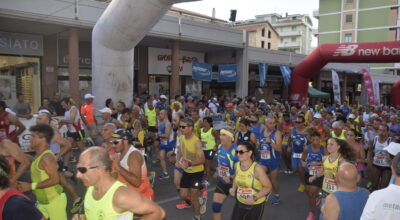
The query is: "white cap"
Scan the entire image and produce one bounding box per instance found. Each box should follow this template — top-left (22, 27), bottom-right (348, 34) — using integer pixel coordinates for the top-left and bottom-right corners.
top-left (212, 97), bottom-right (217, 101)
top-left (259, 99), bottom-right (266, 103)
top-left (371, 113), bottom-right (379, 118)
top-left (313, 113), bottom-right (322, 119)
top-left (160, 95), bottom-right (167, 99)
top-left (99, 107), bottom-right (112, 114)
top-left (84, 93), bottom-right (95, 99)
top-left (37, 109), bottom-right (51, 114)
top-left (384, 142), bottom-right (400, 156)
top-left (348, 114), bottom-right (355, 119)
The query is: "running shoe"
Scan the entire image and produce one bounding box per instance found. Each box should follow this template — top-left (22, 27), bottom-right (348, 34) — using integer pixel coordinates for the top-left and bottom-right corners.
top-left (158, 172), bottom-right (170, 180)
top-left (151, 159), bottom-right (160, 164)
top-left (271, 195), bottom-right (280, 205)
top-left (297, 184), bottom-right (305, 192)
top-left (176, 201), bottom-right (192, 209)
top-left (306, 212), bottom-right (315, 220)
top-left (199, 186), bottom-right (207, 214)
top-left (70, 197), bottom-right (84, 214)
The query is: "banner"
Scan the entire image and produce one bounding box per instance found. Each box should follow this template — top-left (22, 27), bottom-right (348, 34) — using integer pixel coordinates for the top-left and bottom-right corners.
top-left (279, 65), bottom-right (292, 86)
top-left (331, 69), bottom-right (341, 105)
top-left (360, 68), bottom-right (376, 106)
top-left (372, 78), bottom-right (381, 106)
top-left (218, 64), bottom-right (237, 82)
top-left (258, 62), bottom-right (268, 88)
top-left (192, 61), bottom-right (212, 82)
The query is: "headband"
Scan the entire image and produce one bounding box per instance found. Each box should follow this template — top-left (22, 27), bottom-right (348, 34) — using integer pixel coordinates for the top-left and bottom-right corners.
top-left (220, 129), bottom-right (234, 141)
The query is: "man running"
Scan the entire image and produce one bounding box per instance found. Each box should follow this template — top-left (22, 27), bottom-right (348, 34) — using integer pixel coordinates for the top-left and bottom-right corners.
top-left (73, 147), bottom-right (165, 220)
top-left (156, 109), bottom-right (173, 179)
top-left (0, 139), bottom-right (30, 188)
top-left (289, 115), bottom-right (308, 192)
top-left (175, 118), bottom-right (205, 220)
top-left (0, 101), bottom-right (25, 144)
top-left (17, 124), bottom-right (67, 220)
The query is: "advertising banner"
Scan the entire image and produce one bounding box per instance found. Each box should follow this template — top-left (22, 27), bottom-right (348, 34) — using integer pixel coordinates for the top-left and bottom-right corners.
top-left (331, 69), bottom-right (341, 105)
top-left (258, 62), bottom-right (268, 88)
top-left (218, 64), bottom-right (237, 83)
top-left (360, 68), bottom-right (376, 106)
top-left (279, 65), bottom-right (292, 86)
top-left (192, 61), bottom-right (212, 82)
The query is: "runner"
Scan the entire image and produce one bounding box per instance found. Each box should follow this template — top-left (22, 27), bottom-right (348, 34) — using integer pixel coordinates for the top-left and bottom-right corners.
top-left (191, 110), bottom-right (202, 139)
top-left (346, 129), bottom-right (366, 177)
top-left (368, 124), bottom-right (392, 190)
top-left (145, 99), bottom-right (158, 158)
top-left (301, 129), bottom-right (325, 220)
top-left (101, 123), bottom-right (117, 155)
top-left (235, 118), bottom-right (257, 146)
top-left (175, 118), bottom-right (205, 220)
top-left (229, 141), bottom-right (272, 220)
top-left (198, 100), bottom-right (211, 121)
top-left (111, 129), bottom-right (154, 201)
top-left (279, 112), bottom-right (293, 173)
top-left (0, 101), bottom-right (26, 144)
top-left (80, 93), bottom-right (97, 142)
top-left (249, 114), bottom-right (263, 142)
top-left (200, 117), bottom-right (220, 180)
top-left (212, 127), bottom-right (238, 220)
top-left (258, 116), bottom-right (282, 205)
top-left (156, 110), bottom-right (172, 179)
top-left (289, 115), bottom-right (308, 192)
top-left (0, 155), bottom-right (44, 220)
top-left (17, 124), bottom-right (67, 220)
top-left (330, 121), bottom-right (346, 140)
top-left (73, 147), bottom-right (165, 220)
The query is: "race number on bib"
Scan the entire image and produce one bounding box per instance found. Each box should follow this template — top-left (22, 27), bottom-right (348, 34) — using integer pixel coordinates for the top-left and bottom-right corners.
top-left (309, 166), bottom-right (321, 176)
top-left (292, 153), bottom-right (302, 159)
top-left (373, 155), bottom-right (387, 166)
top-left (260, 150), bottom-right (271, 160)
top-left (237, 188), bottom-right (253, 200)
top-left (218, 166), bottom-right (230, 177)
top-left (325, 179), bottom-right (337, 192)
top-left (202, 141), bottom-right (208, 148)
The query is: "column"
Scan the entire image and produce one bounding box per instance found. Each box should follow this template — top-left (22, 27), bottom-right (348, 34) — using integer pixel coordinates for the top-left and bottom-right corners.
top-left (170, 41), bottom-right (180, 98)
top-left (68, 27), bottom-right (80, 105)
top-left (235, 48), bottom-right (249, 98)
top-left (137, 46), bottom-right (149, 95)
top-left (342, 72), bottom-right (348, 103)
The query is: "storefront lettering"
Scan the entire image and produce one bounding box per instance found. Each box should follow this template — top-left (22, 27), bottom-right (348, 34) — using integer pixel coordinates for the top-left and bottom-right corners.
top-left (63, 55), bottom-right (92, 65)
top-left (157, 54), bottom-right (198, 64)
top-left (0, 37), bottom-right (39, 50)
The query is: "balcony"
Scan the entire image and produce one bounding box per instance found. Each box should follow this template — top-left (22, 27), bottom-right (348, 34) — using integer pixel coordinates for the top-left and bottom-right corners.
top-left (278, 30), bottom-right (302, 37)
top-left (313, 10), bottom-right (319, 19)
top-left (278, 42), bottom-right (301, 48)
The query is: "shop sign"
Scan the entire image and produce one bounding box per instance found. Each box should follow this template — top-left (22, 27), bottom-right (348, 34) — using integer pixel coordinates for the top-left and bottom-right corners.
top-left (58, 39), bottom-right (92, 68)
top-left (148, 47), bottom-right (204, 76)
top-left (0, 31), bottom-right (43, 56)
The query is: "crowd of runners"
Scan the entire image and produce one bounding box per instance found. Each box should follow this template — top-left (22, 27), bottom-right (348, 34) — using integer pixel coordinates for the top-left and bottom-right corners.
top-left (0, 92), bottom-right (399, 220)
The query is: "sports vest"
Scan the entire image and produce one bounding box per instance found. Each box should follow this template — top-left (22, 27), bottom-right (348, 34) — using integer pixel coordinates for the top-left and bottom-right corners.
top-left (235, 162), bottom-right (266, 205)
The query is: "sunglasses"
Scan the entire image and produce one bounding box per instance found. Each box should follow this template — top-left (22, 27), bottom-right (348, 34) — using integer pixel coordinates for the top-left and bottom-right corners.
top-left (235, 150), bottom-right (249, 155)
top-left (180, 126), bottom-right (187, 129)
top-left (295, 121), bottom-right (303, 124)
top-left (111, 140), bottom-right (121, 145)
top-left (77, 165), bottom-right (108, 174)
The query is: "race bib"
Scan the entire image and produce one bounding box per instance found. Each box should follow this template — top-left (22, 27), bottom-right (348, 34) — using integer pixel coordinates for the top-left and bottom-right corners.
top-left (260, 150), bottom-right (271, 160)
top-left (161, 140), bottom-right (168, 146)
top-left (324, 178), bottom-right (337, 192)
top-left (237, 188), bottom-right (253, 200)
top-left (202, 141), bottom-right (208, 148)
top-left (309, 165), bottom-right (321, 176)
top-left (373, 155), bottom-right (388, 166)
top-left (292, 153), bottom-right (302, 159)
top-left (218, 166), bottom-right (230, 177)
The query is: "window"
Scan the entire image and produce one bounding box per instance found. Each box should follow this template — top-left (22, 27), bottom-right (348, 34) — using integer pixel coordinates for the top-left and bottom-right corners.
top-left (291, 37), bottom-right (296, 42)
top-left (261, 41), bottom-right (265, 48)
top-left (268, 30), bottom-right (271, 39)
top-left (345, 33), bottom-right (352, 42)
top-left (267, 42), bottom-right (271, 49)
top-left (292, 26), bottom-right (296, 31)
top-left (261, 28), bottom-right (265, 37)
top-left (345, 14), bottom-right (353, 23)
top-left (346, 0), bottom-right (353, 3)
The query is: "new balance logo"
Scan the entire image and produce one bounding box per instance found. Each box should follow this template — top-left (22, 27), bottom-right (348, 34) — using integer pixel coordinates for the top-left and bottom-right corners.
top-left (333, 44), bottom-right (358, 56)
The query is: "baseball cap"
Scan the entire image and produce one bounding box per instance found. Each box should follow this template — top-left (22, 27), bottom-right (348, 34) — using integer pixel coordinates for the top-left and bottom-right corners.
top-left (313, 113), bottom-right (322, 119)
top-left (160, 95), bottom-right (167, 99)
top-left (384, 142), bottom-right (400, 156)
top-left (348, 114), bottom-right (355, 119)
top-left (259, 99), bottom-right (266, 103)
top-left (226, 103), bottom-right (234, 108)
top-left (112, 129), bottom-right (133, 142)
top-left (84, 93), bottom-right (95, 99)
top-left (99, 107), bottom-right (112, 114)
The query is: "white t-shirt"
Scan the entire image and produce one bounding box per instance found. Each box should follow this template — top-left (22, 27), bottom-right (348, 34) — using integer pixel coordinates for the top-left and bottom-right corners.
top-left (361, 184), bottom-right (400, 220)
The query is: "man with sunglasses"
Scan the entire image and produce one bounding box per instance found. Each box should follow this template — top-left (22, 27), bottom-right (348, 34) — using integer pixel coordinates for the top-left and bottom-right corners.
top-left (110, 129), bottom-right (154, 201)
top-left (17, 124), bottom-right (67, 220)
top-left (175, 118), bottom-right (205, 220)
top-left (74, 147), bottom-right (165, 220)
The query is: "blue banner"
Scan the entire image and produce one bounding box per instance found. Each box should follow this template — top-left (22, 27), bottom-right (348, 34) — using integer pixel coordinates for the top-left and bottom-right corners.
top-left (218, 64), bottom-right (237, 83)
top-left (258, 62), bottom-right (268, 88)
top-left (192, 61), bottom-right (212, 82)
top-left (279, 65), bottom-right (292, 86)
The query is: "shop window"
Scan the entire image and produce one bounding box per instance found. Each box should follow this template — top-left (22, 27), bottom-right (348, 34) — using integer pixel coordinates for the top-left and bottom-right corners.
top-left (148, 75), bottom-right (170, 97)
top-left (0, 55), bottom-right (41, 111)
top-left (181, 76), bottom-right (202, 98)
top-left (57, 68), bottom-right (92, 102)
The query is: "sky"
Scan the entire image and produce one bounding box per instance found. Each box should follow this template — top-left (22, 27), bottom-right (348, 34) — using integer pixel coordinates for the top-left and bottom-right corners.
top-left (175, 0), bottom-right (320, 27)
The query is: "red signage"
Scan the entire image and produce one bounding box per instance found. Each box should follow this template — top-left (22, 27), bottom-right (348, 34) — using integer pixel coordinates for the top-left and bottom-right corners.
top-left (360, 69), bottom-right (375, 106)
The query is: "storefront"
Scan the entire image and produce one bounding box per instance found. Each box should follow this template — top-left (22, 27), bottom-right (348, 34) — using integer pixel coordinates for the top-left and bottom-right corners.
top-left (0, 31), bottom-right (42, 111)
top-left (147, 47), bottom-right (203, 98)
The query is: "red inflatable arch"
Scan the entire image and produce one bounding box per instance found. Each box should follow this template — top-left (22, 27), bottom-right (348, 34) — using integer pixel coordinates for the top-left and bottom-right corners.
top-left (290, 41), bottom-right (400, 106)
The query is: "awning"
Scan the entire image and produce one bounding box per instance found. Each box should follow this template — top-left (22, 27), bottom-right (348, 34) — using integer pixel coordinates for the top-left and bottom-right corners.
top-left (308, 87), bottom-right (330, 98)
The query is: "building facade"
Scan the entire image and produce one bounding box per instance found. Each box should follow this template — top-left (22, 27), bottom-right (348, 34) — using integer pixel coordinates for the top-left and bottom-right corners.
top-left (234, 22), bottom-right (279, 50)
top-left (315, 0), bottom-right (400, 74)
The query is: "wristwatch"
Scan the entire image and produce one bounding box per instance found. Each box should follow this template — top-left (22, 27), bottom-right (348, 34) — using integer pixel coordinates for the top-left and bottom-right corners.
top-left (188, 161), bottom-right (192, 167)
top-left (253, 195), bottom-right (258, 201)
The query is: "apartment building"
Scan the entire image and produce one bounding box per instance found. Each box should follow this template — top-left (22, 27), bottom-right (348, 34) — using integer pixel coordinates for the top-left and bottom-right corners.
top-left (234, 21), bottom-right (279, 50)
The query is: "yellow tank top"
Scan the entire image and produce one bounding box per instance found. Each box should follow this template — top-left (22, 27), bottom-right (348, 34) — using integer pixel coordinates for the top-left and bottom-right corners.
top-left (235, 162), bottom-right (266, 205)
top-left (200, 128), bottom-right (216, 151)
top-left (179, 135), bottom-right (204, 173)
top-left (193, 120), bottom-right (201, 138)
top-left (84, 181), bottom-right (133, 220)
top-left (331, 130), bottom-right (346, 140)
top-left (145, 108), bottom-right (156, 127)
top-left (31, 150), bottom-right (63, 204)
top-left (322, 155), bottom-right (340, 194)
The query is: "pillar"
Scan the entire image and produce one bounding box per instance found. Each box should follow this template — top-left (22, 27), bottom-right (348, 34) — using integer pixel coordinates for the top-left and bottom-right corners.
top-left (68, 27), bottom-right (80, 105)
top-left (170, 41), bottom-right (180, 98)
top-left (137, 46), bottom-right (149, 94)
top-left (342, 72), bottom-right (348, 103)
top-left (235, 48), bottom-right (249, 98)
